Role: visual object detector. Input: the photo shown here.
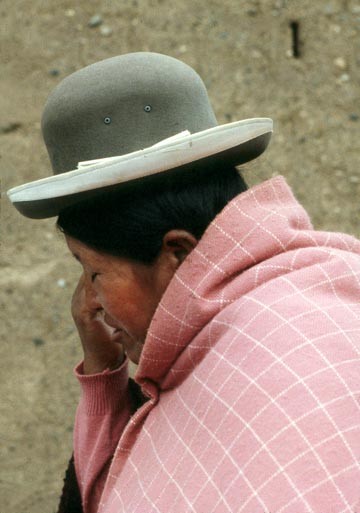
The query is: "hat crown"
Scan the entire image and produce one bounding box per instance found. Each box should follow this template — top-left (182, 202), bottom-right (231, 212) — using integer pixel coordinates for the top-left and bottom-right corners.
top-left (42, 52), bottom-right (218, 174)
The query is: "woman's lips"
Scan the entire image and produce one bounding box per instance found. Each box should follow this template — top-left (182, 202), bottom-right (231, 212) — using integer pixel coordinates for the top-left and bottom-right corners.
top-left (112, 326), bottom-right (126, 337)
top-left (111, 328), bottom-right (127, 345)
top-left (112, 326), bottom-right (131, 342)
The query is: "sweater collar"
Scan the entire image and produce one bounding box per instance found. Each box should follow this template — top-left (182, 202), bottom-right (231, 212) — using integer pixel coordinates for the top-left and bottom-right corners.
top-left (135, 175), bottom-right (312, 391)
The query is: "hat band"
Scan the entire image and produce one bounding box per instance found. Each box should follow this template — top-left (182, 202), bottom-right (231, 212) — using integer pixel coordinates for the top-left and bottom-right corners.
top-left (77, 131), bottom-right (191, 169)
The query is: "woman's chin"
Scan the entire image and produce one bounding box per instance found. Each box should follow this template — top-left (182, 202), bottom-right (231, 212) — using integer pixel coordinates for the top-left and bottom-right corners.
top-left (125, 349), bottom-right (141, 365)
top-left (123, 339), bottom-right (143, 365)
top-left (127, 353), bottom-right (140, 365)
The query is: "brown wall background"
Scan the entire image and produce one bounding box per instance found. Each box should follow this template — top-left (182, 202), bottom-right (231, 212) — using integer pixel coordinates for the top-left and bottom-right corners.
top-left (1, 0), bottom-right (359, 511)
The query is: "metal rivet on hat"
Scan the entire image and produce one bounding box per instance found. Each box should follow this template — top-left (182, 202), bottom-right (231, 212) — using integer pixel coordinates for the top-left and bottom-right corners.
top-left (104, 117), bottom-right (111, 124)
top-left (144, 105), bottom-right (152, 112)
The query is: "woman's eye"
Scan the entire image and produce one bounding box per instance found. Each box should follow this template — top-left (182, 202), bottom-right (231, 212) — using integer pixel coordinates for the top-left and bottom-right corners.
top-left (91, 272), bottom-right (98, 283)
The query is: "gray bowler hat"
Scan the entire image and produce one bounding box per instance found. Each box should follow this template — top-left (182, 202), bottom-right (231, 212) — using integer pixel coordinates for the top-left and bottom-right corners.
top-left (7, 52), bottom-right (273, 219)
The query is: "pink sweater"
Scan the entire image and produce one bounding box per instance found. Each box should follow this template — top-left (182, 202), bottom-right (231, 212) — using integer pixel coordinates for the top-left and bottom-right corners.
top-left (74, 176), bottom-right (360, 513)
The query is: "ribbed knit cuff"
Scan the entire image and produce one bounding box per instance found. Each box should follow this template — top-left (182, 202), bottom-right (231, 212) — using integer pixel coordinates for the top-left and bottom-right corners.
top-left (74, 359), bottom-right (129, 415)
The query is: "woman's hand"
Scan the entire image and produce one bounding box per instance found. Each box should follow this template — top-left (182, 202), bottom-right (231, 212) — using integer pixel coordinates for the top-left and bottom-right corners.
top-left (71, 274), bottom-right (125, 375)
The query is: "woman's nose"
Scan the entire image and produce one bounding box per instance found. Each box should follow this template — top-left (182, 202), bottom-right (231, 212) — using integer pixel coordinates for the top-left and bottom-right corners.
top-left (85, 278), bottom-right (102, 310)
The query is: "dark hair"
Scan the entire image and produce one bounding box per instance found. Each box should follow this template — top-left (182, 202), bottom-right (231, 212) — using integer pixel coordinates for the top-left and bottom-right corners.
top-left (57, 165), bottom-right (247, 264)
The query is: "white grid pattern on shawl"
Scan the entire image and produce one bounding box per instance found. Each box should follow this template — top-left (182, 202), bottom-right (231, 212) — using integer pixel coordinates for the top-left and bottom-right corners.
top-left (102, 178), bottom-right (360, 512)
top-left (107, 286), bottom-right (360, 511)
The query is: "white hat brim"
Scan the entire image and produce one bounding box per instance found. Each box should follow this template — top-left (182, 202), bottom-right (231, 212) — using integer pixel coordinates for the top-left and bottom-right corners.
top-left (7, 118), bottom-right (273, 218)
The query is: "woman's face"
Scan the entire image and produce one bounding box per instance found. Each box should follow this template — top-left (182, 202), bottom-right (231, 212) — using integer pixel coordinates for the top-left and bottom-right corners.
top-left (65, 235), bottom-right (179, 364)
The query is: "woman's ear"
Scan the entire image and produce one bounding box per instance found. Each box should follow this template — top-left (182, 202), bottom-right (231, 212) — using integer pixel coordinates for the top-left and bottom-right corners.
top-left (162, 230), bottom-right (198, 264)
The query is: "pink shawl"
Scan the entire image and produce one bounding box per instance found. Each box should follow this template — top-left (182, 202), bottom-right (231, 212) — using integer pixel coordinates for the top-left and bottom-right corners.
top-left (75, 176), bottom-right (360, 513)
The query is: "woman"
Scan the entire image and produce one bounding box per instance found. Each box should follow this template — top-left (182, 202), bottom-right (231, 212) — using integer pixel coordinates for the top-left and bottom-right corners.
top-left (8, 53), bottom-right (360, 513)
